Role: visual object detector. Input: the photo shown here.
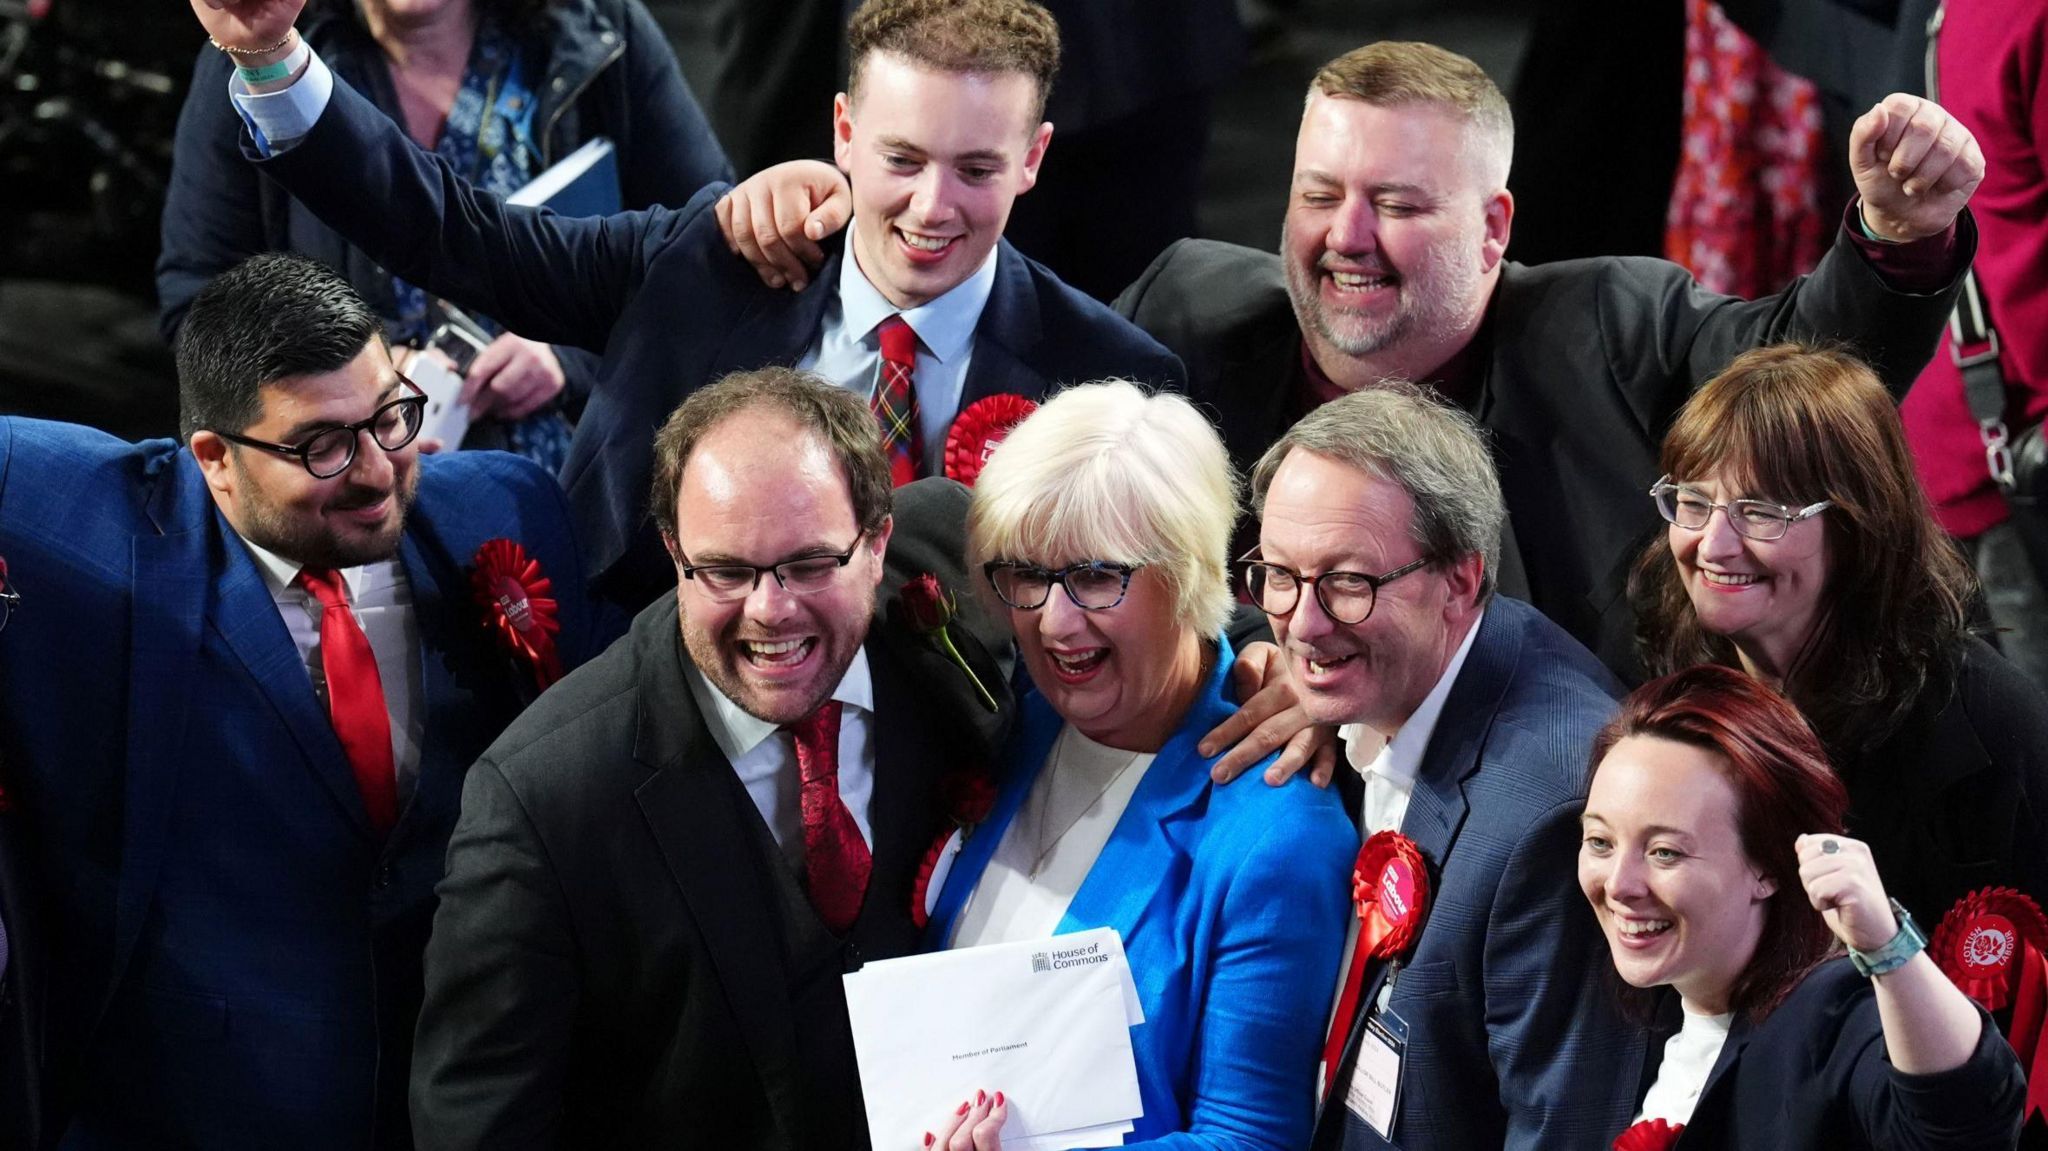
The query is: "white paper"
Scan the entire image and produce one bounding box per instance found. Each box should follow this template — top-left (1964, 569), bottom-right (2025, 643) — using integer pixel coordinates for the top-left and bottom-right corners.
top-left (844, 927), bottom-right (1145, 1149)
top-left (406, 353), bottom-right (471, 449)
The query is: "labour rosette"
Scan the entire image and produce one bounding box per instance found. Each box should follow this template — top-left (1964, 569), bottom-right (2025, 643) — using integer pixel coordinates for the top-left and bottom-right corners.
top-left (470, 538), bottom-right (563, 692)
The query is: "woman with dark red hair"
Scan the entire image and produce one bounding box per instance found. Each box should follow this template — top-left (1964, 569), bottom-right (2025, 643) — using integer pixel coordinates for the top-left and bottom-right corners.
top-left (1580, 664), bottom-right (2023, 1149)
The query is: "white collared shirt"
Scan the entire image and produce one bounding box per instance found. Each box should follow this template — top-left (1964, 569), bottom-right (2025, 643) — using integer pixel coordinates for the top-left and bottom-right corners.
top-left (681, 649), bottom-right (878, 866)
top-left (1340, 608), bottom-right (1487, 836)
top-left (799, 218), bottom-right (999, 473)
top-left (240, 537), bottom-right (425, 804)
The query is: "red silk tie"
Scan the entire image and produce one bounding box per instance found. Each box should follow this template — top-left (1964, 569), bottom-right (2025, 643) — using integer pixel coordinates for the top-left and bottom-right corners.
top-left (787, 700), bottom-right (871, 934)
top-left (298, 568), bottom-right (399, 834)
top-left (873, 315), bottom-right (924, 487)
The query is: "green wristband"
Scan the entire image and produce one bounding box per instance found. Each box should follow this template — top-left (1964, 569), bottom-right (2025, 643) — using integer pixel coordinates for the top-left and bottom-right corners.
top-left (236, 58), bottom-right (297, 85)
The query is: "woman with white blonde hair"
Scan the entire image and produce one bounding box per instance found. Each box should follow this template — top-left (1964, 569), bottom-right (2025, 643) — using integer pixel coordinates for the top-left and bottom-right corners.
top-left (921, 380), bottom-right (1355, 1150)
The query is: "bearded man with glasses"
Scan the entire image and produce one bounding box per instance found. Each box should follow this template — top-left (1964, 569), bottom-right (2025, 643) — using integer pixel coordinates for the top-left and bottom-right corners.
top-left (0, 251), bottom-right (604, 1149)
top-left (1248, 382), bottom-right (1643, 1151)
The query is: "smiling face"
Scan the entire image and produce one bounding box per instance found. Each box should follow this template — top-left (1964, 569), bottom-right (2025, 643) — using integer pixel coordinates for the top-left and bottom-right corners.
top-left (1580, 734), bottom-right (1776, 1014)
top-left (194, 339), bottom-right (420, 570)
top-left (1666, 469), bottom-right (1833, 681)
top-left (1005, 563), bottom-right (1205, 752)
top-left (834, 52), bottom-right (1051, 310)
top-left (669, 409), bottom-right (892, 725)
top-left (1257, 448), bottom-right (1481, 736)
top-left (1281, 94), bottom-right (1510, 385)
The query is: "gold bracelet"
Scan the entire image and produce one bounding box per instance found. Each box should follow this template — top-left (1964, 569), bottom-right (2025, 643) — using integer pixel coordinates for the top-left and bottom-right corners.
top-left (209, 29), bottom-right (296, 58)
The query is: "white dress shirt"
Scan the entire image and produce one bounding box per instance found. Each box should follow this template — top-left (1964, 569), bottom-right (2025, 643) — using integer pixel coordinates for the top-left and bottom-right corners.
top-left (949, 724), bottom-right (1155, 948)
top-left (241, 538), bottom-right (425, 804)
top-left (681, 650), bottom-right (877, 866)
top-left (1635, 1007), bottom-right (1734, 1126)
top-left (799, 218), bottom-right (999, 474)
top-left (1340, 608), bottom-right (1486, 836)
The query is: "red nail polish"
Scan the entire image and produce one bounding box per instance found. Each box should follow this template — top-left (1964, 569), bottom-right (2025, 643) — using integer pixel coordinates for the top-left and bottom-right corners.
top-left (956, 1101), bottom-right (970, 1116)
top-left (977, 1089), bottom-right (987, 1107)
top-left (924, 1135), bottom-right (934, 1148)
top-left (995, 1091), bottom-right (1005, 1108)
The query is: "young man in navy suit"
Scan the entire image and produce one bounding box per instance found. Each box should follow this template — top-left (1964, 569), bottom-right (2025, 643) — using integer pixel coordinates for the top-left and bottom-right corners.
top-left (185, 0), bottom-right (1186, 609)
top-left (0, 253), bottom-right (603, 1149)
top-left (1245, 384), bottom-right (1641, 1151)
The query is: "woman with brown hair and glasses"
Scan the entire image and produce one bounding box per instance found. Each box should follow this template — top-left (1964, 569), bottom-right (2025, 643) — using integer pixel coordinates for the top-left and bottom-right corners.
top-left (1629, 342), bottom-right (2048, 928)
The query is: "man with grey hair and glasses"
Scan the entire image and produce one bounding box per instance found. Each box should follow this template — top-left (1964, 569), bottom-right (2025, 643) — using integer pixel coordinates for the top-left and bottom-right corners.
top-left (1243, 382), bottom-right (1638, 1150)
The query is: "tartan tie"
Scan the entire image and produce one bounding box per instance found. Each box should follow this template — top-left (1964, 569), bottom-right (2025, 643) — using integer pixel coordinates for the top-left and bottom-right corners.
top-left (298, 568), bottom-right (399, 834)
top-left (787, 700), bottom-right (871, 933)
top-left (873, 314), bottom-right (924, 486)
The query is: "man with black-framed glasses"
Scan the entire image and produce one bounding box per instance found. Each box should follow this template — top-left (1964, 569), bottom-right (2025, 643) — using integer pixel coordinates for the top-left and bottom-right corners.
top-left (410, 364), bottom-right (1015, 1148)
top-left (0, 252), bottom-right (607, 1150)
top-left (1244, 383), bottom-right (1642, 1151)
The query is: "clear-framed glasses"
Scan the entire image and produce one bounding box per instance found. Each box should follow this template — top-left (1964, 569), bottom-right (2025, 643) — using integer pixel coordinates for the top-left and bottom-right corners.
top-left (983, 560), bottom-right (1142, 612)
top-left (677, 535), bottom-right (866, 602)
top-left (1648, 475), bottom-right (1833, 542)
top-left (214, 376), bottom-right (429, 480)
top-left (1235, 548), bottom-right (1431, 625)
top-left (0, 557), bottom-right (18, 634)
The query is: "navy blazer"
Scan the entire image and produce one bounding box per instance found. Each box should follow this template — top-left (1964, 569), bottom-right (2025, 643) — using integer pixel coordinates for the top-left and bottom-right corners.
top-left (1314, 597), bottom-right (1643, 1151)
top-left (0, 418), bottom-right (604, 1149)
top-left (245, 76), bottom-right (1188, 607)
top-left (0, 775), bottom-right (42, 1151)
top-left (1639, 961), bottom-right (2024, 1149)
top-left (927, 639), bottom-right (1355, 1150)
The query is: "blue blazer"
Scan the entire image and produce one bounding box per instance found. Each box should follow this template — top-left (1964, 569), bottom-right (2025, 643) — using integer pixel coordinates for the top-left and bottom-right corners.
top-left (926, 639), bottom-right (1355, 1150)
top-left (1313, 597), bottom-right (1643, 1151)
top-left (0, 418), bottom-right (605, 1149)
top-left (1640, 961), bottom-right (2025, 1149)
top-left (246, 77), bottom-right (1189, 607)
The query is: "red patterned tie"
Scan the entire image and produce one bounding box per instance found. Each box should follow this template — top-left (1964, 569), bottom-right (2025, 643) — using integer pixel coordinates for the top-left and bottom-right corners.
top-left (873, 314), bottom-right (924, 487)
top-left (298, 568), bottom-right (399, 834)
top-left (787, 700), bottom-right (871, 933)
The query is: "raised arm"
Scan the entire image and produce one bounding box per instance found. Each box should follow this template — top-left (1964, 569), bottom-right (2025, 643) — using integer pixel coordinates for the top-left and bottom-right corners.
top-left (185, 0), bottom-right (680, 352)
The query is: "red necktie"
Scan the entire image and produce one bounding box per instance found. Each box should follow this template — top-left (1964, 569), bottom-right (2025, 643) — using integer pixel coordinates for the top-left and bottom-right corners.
top-left (787, 700), bottom-right (871, 933)
top-left (298, 568), bottom-right (399, 834)
top-left (873, 315), bottom-right (924, 487)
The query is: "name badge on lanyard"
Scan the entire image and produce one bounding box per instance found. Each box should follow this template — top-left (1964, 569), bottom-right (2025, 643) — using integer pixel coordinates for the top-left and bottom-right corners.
top-left (1344, 962), bottom-right (1410, 1140)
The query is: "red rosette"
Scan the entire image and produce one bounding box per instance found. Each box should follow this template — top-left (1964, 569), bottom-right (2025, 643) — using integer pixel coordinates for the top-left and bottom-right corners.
top-left (943, 394), bottom-right (1038, 487)
top-left (470, 538), bottom-right (564, 692)
top-left (1352, 830), bottom-right (1430, 960)
top-left (1613, 1118), bottom-right (1684, 1151)
top-left (1930, 887), bottom-right (2048, 1012)
top-left (941, 770), bottom-right (998, 830)
top-left (909, 826), bottom-right (959, 931)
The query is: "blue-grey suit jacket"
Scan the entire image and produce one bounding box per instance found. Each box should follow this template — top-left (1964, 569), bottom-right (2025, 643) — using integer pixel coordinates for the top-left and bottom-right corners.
top-left (928, 639), bottom-right (1355, 1150)
top-left (1314, 596), bottom-right (1643, 1151)
top-left (0, 417), bottom-right (604, 1149)
top-left (244, 77), bottom-right (1187, 608)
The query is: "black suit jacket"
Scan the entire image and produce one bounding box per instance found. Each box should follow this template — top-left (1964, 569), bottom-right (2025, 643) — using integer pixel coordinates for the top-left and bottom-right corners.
top-left (411, 481), bottom-right (1008, 1150)
top-left (1836, 637), bottom-right (2048, 927)
top-left (0, 779), bottom-right (42, 1151)
top-left (1631, 961), bottom-right (2024, 1149)
top-left (1115, 228), bottom-right (1971, 676)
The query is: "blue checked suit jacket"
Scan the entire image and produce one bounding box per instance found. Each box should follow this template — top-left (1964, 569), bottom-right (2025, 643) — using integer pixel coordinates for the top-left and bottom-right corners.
top-left (0, 417), bottom-right (605, 1150)
top-left (1312, 596), bottom-right (1645, 1151)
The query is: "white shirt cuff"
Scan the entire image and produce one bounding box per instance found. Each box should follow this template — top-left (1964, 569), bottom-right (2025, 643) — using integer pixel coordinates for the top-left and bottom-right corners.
top-left (228, 40), bottom-right (332, 156)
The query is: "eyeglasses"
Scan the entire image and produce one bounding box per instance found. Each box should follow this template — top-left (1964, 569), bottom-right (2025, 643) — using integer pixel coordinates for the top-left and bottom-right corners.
top-left (214, 377), bottom-right (429, 479)
top-left (983, 560), bottom-right (1142, 612)
top-left (1236, 548), bottom-right (1431, 625)
top-left (1648, 476), bottom-right (1832, 542)
top-left (0, 557), bottom-right (17, 634)
top-left (677, 535), bottom-right (866, 601)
